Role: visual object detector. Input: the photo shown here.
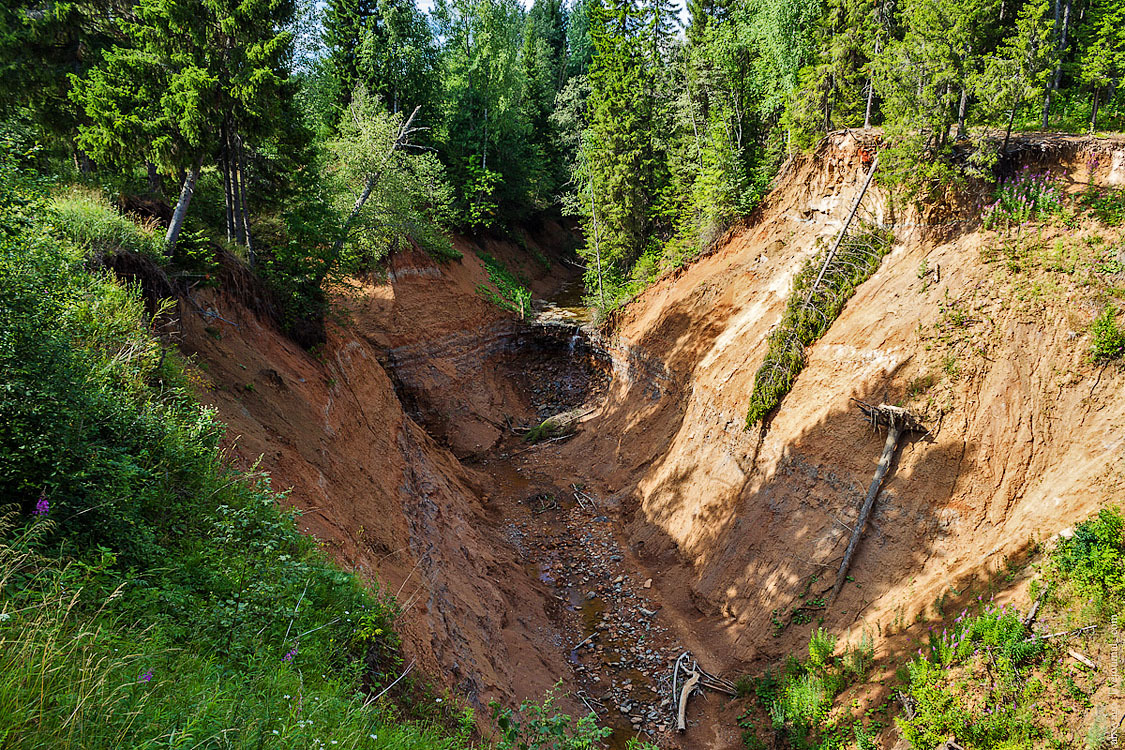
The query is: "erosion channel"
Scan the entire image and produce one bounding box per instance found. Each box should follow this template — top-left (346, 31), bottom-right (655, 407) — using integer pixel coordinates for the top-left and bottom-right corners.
top-left (389, 275), bottom-right (694, 748)
top-left (182, 135), bottom-right (1125, 750)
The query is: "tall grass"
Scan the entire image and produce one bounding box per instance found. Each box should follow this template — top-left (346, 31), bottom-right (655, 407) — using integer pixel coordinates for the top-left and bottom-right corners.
top-left (50, 186), bottom-right (164, 257)
top-left (0, 548), bottom-right (471, 749)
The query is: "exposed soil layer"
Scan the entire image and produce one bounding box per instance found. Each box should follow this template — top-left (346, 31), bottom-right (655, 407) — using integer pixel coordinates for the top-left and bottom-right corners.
top-left (177, 134), bottom-right (1125, 749)
top-left (176, 228), bottom-right (588, 720)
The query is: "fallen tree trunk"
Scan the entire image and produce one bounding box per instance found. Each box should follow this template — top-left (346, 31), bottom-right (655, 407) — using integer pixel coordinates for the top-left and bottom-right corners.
top-left (830, 402), bottom-right (925, 605)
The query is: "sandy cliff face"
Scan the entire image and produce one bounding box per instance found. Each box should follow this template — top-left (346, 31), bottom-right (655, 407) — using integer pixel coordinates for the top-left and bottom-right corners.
top-left (176, 230), bottom-right (578, 714)
top-left (567, 132), bottom-right (1125, 668)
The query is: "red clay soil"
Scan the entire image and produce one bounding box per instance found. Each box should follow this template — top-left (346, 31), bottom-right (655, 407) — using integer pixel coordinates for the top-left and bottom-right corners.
top-left (177, 134), bottom-right (1125, 749)
top-left (177, 226), bottom-right (583, 719)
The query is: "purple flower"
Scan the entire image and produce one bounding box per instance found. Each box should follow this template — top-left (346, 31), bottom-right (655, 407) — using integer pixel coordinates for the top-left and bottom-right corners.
top-left (138, 668), bottom-right (154, 683)
top-left (282, 643), bottom-right (298, 664)
top-left (33, 494), bottom-right (48, 517)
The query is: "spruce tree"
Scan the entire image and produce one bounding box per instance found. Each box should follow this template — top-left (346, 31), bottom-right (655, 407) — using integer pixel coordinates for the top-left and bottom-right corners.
top-left (71, 0), bottom-right (295, 253)
top-left (1078, 0), bottom-right (1125, 131)
top-left (0, 0), bottom-right (124, 153)
top-left (324, 0), bottom-right (379, 105)
top-left (582, 0), bottom-right (657, 295)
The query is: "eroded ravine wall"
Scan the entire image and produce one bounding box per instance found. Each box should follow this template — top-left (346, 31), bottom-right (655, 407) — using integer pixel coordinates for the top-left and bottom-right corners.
top-left (566, 132), bottom-right (1125, 664)
top-left (176, 238), bottom-right (580, 715)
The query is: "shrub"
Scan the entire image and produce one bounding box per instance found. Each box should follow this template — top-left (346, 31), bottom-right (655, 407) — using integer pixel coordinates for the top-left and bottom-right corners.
top-left (842, 632), bottom-right (874, 678)
top-left (1090, 304), bottom-right (1125, 362)
top-left (898, 510), bottom-right (1125, 750)
top-left (491, 689), bottom-right (613, 750)
top-left (762, 629), bottom-right (875, 749)
top-left (807, 628), bottom-right (837, 672)
top-left (771, 673), bottom-right (829, 743)
top-left (1049, 506), bottom-right (1125, 605)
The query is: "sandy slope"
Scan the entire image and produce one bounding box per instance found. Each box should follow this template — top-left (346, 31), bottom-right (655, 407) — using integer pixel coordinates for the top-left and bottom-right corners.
top-left (175, 133), bottom-right (1125, 748)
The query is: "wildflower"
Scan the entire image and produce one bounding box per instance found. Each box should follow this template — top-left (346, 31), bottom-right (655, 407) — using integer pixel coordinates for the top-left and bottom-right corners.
top-left (0, 613), bottom-right (9, 622)
top-left (436, 698), bottom-right (443, 703)
top-left (138, 668), bottom-right (154, 683)
top-left (370, 735), bottom-right (378, 740)
top-left (33, 494), bottom-right (49, 517)
top-left (283, 643), bottom-right (299, 664)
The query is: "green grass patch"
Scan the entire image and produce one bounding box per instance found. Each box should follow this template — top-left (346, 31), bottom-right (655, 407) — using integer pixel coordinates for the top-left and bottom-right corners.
top-left (476, 251), bottom-right (533, 317)
top-left (50, 185), bottom-right (164, 257)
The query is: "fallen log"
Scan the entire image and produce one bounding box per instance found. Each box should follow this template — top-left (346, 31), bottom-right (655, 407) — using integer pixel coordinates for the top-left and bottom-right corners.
top-left (830, 401), bottom-right (925, 605)
top-left (1068, 649), bottom-right (1097, 670)
top-left (1022, 588), bottom-right (1048, 631)
top-left (1025, 624), bottom-right (1097, 642)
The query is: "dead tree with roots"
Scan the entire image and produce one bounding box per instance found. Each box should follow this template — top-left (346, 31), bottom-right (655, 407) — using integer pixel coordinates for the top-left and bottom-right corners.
top-left (829, 400), bottom-right (926, 606)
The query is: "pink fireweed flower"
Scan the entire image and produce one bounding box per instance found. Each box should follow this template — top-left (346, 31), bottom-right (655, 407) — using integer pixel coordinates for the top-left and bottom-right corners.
top-left (33, 494), bottom-right (48, 517)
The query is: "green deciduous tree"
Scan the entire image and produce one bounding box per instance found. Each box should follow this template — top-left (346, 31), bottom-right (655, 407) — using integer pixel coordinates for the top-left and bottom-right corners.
top-left (321, 87), bottom-right (455, 284)
top-left (433, 0), bottom-right (538, 226)
top-left (356, 0), bottom-right (439, 118)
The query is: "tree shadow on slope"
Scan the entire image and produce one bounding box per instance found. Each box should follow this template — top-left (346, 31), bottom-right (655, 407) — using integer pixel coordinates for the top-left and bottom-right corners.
top-left (621, 364), bottom-right (996, 675)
